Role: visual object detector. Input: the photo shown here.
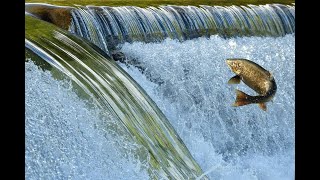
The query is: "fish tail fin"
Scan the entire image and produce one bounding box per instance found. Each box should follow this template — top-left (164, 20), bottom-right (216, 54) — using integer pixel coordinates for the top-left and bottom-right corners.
top-left (233, 89), bottom-right (251, 107)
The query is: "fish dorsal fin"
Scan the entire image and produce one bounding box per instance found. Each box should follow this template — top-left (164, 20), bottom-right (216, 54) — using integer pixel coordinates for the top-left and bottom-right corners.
top-left (267, 71), bottom-right (273, 79)
top-left (258, 103), bottom-right (267, 111)
top-left (228, 75), bottom-right (241, 84)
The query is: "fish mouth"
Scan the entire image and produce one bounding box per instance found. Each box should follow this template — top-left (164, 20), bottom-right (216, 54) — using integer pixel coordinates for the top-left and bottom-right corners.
top-left (226, 59), bottom-right (240, 73)
top-left (226, 59), bottom-right (234, 67)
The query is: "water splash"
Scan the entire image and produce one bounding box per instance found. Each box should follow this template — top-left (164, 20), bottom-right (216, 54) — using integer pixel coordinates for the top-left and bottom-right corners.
top-left (119, 34), bottom-right (295, 179)
top-left (70, 4), bottom-right (295, 51)
top-left (25, 60), bottom-right (150, 179)
top-left (25, 15), bottom-right (205, 179)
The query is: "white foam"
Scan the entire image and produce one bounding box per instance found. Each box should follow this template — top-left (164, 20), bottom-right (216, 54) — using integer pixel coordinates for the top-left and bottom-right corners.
top-left (119, 34), bottom-right (295, 179)
top-left (25, 61), bottom-right (150, 179)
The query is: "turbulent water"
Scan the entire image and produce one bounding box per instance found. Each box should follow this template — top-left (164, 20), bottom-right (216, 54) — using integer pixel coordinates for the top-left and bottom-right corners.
top-left (25, 61), bottom-right (150, 179)
top-left (118, 34), bottom-right (295, 179)
top-left (25, 3), bottom-right (294, 179)
top-left (25, 15), bottom-right (205, 179)
top-left (25, 34), bottom-right (295, 180)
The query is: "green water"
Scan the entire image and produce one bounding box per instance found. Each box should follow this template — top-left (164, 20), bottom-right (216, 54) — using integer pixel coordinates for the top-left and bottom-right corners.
top-left (25, 15), bottom-right (206, 179)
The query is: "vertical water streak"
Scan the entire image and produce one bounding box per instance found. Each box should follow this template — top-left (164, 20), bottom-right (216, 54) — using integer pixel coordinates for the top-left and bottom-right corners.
top-left (70, 4), bottom-right (295, 52)
top-left (73, 7), bottom-right (110, 55)
top-left (118, 35), bottom-right (295, 179)
top-left (26, 15), bottom-right (206, 179)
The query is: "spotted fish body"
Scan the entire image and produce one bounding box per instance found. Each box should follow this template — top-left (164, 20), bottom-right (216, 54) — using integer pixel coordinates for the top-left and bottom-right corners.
top-left (226, 59), bottom-right (277, 111)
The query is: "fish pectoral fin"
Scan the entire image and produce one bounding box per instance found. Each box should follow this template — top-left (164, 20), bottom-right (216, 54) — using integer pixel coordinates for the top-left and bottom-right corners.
top-left (258, 103), bottom-right (267, 111)
top-left (233, 89), bottom-right (250, 106)
top-left (228, 75), bottom-right (241, 84)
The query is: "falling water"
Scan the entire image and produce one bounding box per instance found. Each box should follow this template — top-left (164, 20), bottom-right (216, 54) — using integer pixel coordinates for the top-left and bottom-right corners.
top-left (119, 34), bottom-right (295, 179)
top-left (25, 60), bottom-right (151, 179)
top-left (25, 3), bottom-right (295, 179)
top-left (25, 15), bottom-right (205, 179)
top-left (70, 4), bottom-right (295, 51)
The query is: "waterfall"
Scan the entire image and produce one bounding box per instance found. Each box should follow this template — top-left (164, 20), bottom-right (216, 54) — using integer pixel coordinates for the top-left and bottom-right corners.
top-left (25, 2), bottom-right (295, 179)
top-left (118, 34), bottom-right (295, 179)
top-left (25, 15), bottom-right (206, 179)
top-left (70, 4), bottom-right (295, 51)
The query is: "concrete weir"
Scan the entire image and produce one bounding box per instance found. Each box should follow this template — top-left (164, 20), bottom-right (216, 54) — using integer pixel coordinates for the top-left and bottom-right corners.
top-left (25, 3), bottom-right (73, 30)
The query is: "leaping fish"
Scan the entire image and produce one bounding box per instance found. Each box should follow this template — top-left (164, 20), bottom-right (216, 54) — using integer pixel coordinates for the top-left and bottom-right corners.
top-left (226, 58), bottom-right (277, 111)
